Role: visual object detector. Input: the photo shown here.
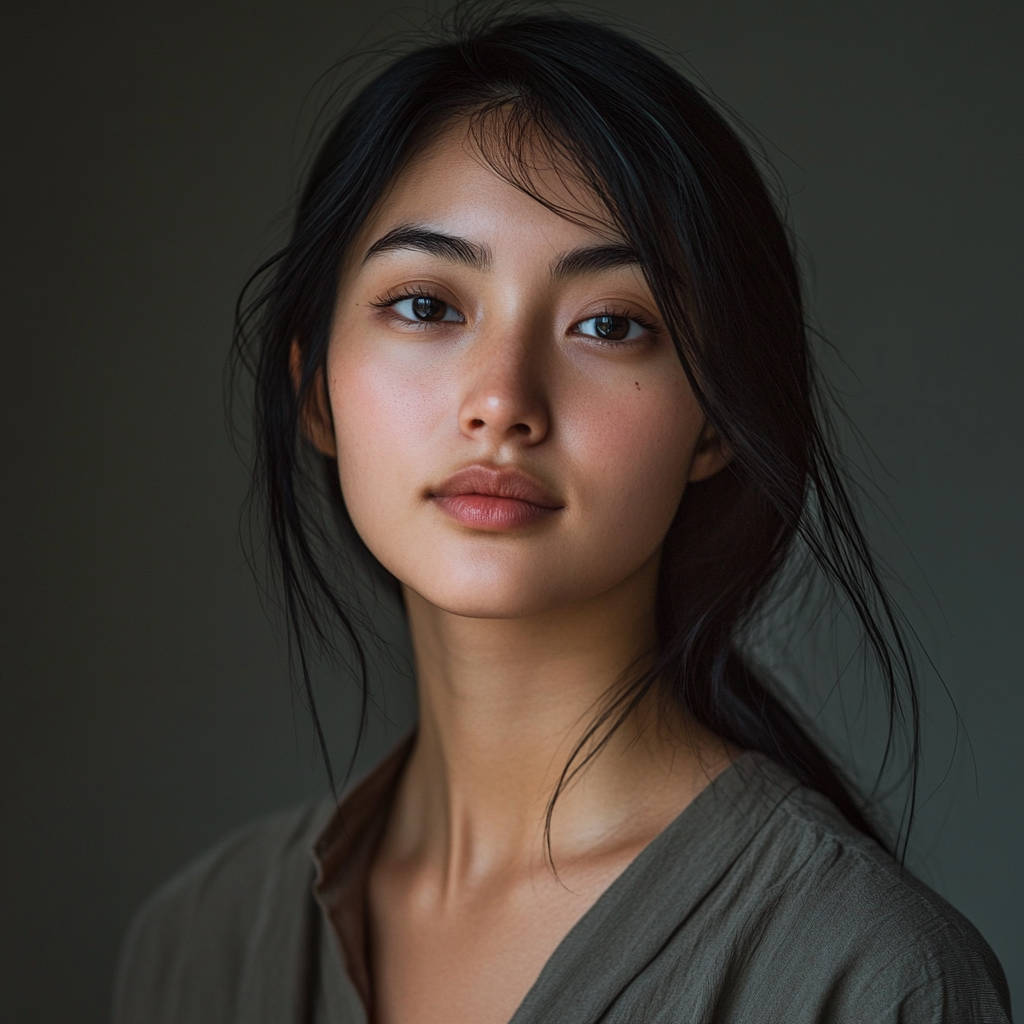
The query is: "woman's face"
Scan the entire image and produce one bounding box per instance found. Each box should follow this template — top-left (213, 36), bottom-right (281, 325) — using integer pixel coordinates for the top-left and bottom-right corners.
top-left (323, 123), bottom-right (725, 619)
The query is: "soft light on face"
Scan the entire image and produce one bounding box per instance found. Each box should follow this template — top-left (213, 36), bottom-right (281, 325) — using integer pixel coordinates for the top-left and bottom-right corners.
top-left (322, 123), bottom-right (724, 619)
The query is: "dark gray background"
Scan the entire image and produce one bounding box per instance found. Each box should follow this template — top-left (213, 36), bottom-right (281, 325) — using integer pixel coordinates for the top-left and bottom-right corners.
top-left (2, 1), bottom-right (1021, 1021)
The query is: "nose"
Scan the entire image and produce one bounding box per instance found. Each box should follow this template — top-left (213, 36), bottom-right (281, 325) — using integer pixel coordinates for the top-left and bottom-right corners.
top-left (457, 330), bottom-right (550, 447)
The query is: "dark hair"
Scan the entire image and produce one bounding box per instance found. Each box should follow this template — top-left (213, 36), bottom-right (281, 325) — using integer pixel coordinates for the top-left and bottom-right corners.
top-left (234, 4), bottom-right (920, 852)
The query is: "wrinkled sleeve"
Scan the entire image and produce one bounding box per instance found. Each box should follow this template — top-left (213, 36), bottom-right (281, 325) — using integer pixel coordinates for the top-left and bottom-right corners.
top-left (837, 894), bottom-right (1012, 1024)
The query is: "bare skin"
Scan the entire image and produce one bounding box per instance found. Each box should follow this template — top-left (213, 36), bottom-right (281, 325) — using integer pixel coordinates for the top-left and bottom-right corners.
top-left (304, 120), bottom-right (736, 1024)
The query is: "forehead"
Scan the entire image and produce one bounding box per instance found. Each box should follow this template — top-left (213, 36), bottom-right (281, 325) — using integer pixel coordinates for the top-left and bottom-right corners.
top-left (356, 119), bottom-right (622, 258)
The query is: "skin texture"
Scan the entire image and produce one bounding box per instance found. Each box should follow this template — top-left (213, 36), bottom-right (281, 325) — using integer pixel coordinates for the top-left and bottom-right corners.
top-left (306, 121), bottom-right (734, 1024)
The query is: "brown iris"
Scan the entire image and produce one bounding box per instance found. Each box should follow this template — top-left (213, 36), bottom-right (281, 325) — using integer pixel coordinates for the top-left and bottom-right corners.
top-left (593, 314), bottom-right (630, 340)
top-left (412, 296), bottom-right (449, 321)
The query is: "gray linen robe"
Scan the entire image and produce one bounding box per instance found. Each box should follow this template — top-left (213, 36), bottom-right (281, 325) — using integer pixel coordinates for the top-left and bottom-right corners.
top-left (113, 749), bottom-right (1011, 1023)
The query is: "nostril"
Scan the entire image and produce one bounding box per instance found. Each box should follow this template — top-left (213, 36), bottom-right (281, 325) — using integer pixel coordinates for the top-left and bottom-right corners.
top-left (469, 418), bottom-right (485, 429)
top-left (513, 423), bottom-right (531, 435)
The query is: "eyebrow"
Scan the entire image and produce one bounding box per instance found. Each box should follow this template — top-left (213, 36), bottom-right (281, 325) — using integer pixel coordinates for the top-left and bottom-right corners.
top-left (551, 243), bottom-right (643, 279)
top-left (363, 226), bottom-right (491, 268)
top-left (362, 224), bottom-right (643, 278)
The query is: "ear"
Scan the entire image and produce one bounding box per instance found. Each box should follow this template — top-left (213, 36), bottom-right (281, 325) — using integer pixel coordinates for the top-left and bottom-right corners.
top-left (289, 340), bottom-right (337, 457)
top-left (687, 421), bottom-right (732, 483)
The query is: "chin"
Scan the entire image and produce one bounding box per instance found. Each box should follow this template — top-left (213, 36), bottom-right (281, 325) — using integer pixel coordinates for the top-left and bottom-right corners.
top-left (417, 589), bottom-right (560, 620)
top-left (356, 516), bottom-right (654, 621)
top-left (405, 564), bottom-right (576, 620)
top-left (384, 538), bottom-right (601, 619)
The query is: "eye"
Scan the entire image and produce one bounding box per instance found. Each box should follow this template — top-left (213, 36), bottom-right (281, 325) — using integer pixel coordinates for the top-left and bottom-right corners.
top-left (391, 294), bottom-right (463, 323)
top-left (574, 314), bottom-right (648, 342)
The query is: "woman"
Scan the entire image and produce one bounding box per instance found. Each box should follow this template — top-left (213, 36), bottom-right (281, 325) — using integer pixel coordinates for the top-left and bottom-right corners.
top-left (114, 8), bottom-right (1010, 1023)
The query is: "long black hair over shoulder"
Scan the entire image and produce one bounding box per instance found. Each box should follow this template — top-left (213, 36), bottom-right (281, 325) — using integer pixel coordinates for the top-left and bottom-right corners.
top-left (234, 3), bottom-right (921, 852)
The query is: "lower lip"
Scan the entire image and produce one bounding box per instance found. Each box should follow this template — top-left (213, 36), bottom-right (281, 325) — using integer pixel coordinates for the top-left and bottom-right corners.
top-left (433, 494), bottom-right (560, 531)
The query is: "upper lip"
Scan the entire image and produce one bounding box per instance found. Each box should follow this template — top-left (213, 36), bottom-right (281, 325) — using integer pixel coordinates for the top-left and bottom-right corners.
top-left (430, 465), bottom-right (563, 509)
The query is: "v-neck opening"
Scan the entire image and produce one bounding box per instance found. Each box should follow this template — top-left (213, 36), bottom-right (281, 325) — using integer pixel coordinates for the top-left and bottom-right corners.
top-left (311, 743), bottom-right (797, 1024)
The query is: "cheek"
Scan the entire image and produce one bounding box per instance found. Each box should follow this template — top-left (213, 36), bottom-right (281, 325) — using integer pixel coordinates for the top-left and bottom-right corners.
top-left (326, 341), bottom-right (442, 542)
top-left (565, 373), bottom-right (702, 547)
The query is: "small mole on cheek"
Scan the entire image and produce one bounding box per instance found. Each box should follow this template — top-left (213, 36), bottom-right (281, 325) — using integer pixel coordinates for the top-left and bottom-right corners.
top-left (635, 381), bottom-right (641, 390)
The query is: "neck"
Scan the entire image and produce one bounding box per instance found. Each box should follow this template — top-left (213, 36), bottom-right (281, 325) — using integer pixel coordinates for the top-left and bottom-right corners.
top-left (387, 554), bottom-right (731, 883)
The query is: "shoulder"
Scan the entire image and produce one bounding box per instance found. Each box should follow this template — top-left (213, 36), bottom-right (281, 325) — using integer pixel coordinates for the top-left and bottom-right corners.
top-left (113, 798), bottom-right (333, 1024)
top-left (722, 762), bottom-right (1011, 1022)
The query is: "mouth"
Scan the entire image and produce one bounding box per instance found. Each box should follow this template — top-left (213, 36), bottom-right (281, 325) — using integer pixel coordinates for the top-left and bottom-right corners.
top-left (429, 465), bottom-right (564, 531)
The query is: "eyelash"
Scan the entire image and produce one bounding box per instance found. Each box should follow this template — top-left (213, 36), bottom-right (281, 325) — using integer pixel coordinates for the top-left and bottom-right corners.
top-left (370, 289), bottom-right (659, 341)
top-left (370, 287), bottom-right (454, 315)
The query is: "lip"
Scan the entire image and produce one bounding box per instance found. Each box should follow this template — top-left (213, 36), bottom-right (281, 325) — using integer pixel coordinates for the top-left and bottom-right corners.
top-left (429, 465), bottom-right (564, 531)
